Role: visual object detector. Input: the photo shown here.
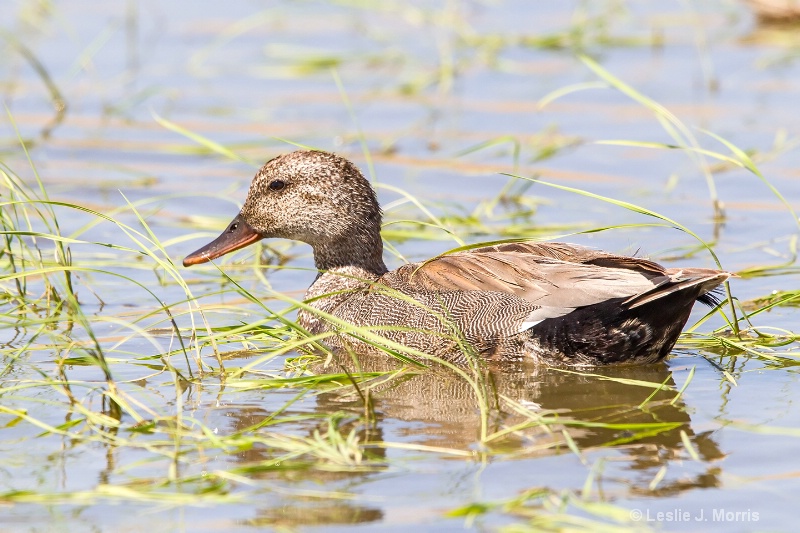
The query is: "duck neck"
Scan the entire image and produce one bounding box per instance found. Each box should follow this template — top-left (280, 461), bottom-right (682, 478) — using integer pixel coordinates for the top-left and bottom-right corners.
top-left (312, 229), bottom-right (388, 277)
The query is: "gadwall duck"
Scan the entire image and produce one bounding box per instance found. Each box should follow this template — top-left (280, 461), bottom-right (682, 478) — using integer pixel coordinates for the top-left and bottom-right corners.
top-left (184, 150), bottom-right (731, 366)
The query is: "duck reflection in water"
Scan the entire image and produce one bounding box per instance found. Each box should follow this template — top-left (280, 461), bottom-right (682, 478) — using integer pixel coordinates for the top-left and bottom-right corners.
top-left (208, 352), bottom-right (723, 528)
top-left (314, 354), bottom-right (724, 481)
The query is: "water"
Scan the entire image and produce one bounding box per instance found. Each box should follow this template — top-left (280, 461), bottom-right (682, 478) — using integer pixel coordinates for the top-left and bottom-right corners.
top-left (1, 1), bottom-right (799, 531)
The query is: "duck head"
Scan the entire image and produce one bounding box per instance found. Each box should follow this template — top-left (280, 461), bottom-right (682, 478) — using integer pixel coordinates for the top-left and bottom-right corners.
top-left (183, 150), bottom-right (386, 273)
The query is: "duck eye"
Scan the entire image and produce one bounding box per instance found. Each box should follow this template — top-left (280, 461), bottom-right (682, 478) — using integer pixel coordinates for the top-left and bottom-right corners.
top-left (268, 180), bottom-right (286, 191)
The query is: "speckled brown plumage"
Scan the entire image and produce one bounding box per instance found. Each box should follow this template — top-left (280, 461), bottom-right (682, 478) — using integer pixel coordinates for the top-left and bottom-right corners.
top-left (184, 150), bottom-right (731, 366)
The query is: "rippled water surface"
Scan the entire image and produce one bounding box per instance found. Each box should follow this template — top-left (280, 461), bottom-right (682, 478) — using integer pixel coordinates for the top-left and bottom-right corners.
top-left (2, 1), bottom-right (800, 531)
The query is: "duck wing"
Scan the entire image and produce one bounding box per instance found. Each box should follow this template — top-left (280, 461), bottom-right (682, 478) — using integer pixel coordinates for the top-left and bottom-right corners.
top-left (381, 242), bottom-right (727, 326)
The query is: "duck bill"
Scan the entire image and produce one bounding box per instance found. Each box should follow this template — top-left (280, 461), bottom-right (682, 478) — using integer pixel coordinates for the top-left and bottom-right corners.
top-left (183, 215), bottom-right (262, 267)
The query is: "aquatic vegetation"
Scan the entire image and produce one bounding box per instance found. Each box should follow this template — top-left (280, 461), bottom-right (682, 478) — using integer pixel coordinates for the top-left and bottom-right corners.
top-left (1, 1), bottom-right (799, 531)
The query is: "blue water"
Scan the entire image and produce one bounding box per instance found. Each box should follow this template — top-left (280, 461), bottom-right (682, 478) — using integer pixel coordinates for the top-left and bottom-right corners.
top-left (1, 1), bottom-right (799, 531)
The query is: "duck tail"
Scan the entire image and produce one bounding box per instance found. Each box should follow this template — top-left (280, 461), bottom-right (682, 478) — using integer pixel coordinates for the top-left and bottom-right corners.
top-left (624, 269), bottom-right (731, 309)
